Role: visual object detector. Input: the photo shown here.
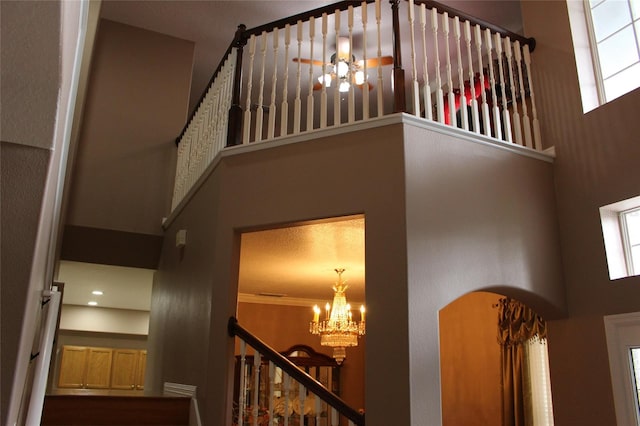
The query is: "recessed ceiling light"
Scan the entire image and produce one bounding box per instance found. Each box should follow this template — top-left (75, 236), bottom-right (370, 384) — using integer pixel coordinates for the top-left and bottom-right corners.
top-left (88, 301), bottom-right (98, 306)
top-left (92, 290), bottom-right (103, 296)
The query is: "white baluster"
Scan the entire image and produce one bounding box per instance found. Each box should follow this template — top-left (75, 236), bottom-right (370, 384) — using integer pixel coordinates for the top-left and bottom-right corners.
top-left (320, 13), bottom-right (328, 128)
top-left (495, 32), bottom-right (512, 142)
top-left (475, 25), bottom-right (491, 136)
top-left (281, 24), bottom-right (291, 137)
top-left (514, 40), bottom-right (533, 148)
top-left (465, 21), bottom-right (480, 133)
top-left (348, 421), bottom-right (355, 426)
top-left (454, 16), bottom-right (468, 130)
top-left (243, 35), bottom-right (256, 143)
top-left (294, 20), bottom-right (303, 134)
top-left (361, 1), bottom-right (370, 120)
top-left (268, 28), bottom-right (279, 140)
top-left (504, 37), bottom-right (521, 145)
top-left (314, 391), bottom-right (321, 426)
top-left (334, 9), bottom-right (342, 126)
top-left (347, 6), bottom-right (355, 123)
top-left (408, 0), bottom-right (420, 116)
top-left (331, 407), bottom-right (338, 426)
top-left (443, 12), bottom-right (456, 126)
top-left (420, 4), bottom-right (432, 120)
top-left (298, 382), bottom-right (306, 425)
top-left (283, 373), bottom-right (290, 426)
top-left (432, 8), bottom-right (445, 123)
top-left (253, 351), bottom-right (261, 426)
top-left (268, 362), bottom-right (275, 426)
top-left (307, 17), bottom-right (316, 131)
top-left (485, 29), bottom-right (501, 139)
top-left (523, 45), bottom-right (542, 150)
top-left (238, 341), bottom-right (247, 426)
top-left (375, 0), bottom-right (384, 117)
top-left (255, 31), bottom-right (268, 143)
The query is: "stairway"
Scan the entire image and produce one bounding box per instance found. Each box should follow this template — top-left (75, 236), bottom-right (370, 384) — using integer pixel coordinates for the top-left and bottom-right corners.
top-left (41, 395), bottom-right (191, 425)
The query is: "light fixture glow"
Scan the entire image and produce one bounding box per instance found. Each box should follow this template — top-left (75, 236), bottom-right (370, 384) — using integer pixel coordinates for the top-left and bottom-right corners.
top-left (309, 268), bottom-right (365, 364)
top-left (88, 301), bottom-right (98, 306)
top-left (339, 81), bottom-right (350, 93)
top-left (336, 61), bottom-right (349, 78)
top-left (354, 70), bottom-right (365, 86)
top-left (318, 74), bottom-right (332, 87)
top-left (92, 290), bottom-right (103, 296)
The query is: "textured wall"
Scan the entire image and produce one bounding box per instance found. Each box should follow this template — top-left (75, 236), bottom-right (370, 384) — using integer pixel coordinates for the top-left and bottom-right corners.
top-left (151, 118), bottom-right (562, 426)
top-left (65, 19), bottom-right (194, 236)
top-left (521, 1), bottom-right (640, 424)
top-left (404, 120), bottom-right (565, 425)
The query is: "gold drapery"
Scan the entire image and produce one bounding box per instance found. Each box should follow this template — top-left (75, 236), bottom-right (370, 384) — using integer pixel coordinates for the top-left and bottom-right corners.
top-left (496, 297), bottom-right (547, 426)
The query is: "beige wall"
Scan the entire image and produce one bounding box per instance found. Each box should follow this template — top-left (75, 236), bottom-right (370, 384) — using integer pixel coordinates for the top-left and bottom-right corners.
top-left (237, 302), bottom-right (365, 411)
top-left (440, 291), bottom-right (502, 426)
top-left (65, 19), bottom-right (194, 236)
top-left (403, 119), bottom-right (565, 424)
top-left (521, 1), bottom-right (640, 425)
top-left (151, 117), bottom-right (562, 425)
top-left (152, 124), bottom-right (410, 425)
top-left (60, 305), bottom-right (149, 335)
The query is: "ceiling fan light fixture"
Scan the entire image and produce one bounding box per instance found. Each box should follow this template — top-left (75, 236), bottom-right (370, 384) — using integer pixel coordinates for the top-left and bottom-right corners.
top-left (318, 74), bottom-right (332, 87)
top-left (354, 70), bottom-right (366, 86)
top-left (339, 81), bottom-right (351, 93)
top-left (335, 61), bottom-right (350, 78)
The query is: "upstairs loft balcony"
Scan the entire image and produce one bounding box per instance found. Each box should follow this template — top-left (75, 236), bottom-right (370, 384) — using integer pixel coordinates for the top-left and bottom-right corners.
top-left (170, 0), bottom-right (548, 213)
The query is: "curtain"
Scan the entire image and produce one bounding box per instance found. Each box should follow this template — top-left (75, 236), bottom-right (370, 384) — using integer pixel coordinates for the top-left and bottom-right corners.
top-left (496, 298), bottom-right (547, 426)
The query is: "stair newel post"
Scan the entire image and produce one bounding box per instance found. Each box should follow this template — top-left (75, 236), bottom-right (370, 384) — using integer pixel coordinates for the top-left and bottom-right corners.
top-left (227, 24), bottom-right (247, 147)
top-left (390, 0), bottom-right (406, 113)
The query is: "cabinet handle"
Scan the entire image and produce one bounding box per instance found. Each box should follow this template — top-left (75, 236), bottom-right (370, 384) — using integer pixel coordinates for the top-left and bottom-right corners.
top-left (131, 384), bottom-right (135, 389)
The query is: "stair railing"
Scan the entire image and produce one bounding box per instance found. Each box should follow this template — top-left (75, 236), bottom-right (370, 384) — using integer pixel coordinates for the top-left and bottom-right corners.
top-left (228, 317), bottom-right (365, 426)
top-left (172, 0), bottom-right (542, 212)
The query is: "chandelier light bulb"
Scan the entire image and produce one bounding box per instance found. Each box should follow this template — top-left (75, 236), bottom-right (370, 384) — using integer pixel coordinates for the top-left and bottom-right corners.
top-left (336, 61), bottom-right (349, 78)
top-left (309, 268), bottom-right (366, 364)
top-left (339, 81), bottom-right (350, 93)
top-left (354, 70), bottom-right (365, 85)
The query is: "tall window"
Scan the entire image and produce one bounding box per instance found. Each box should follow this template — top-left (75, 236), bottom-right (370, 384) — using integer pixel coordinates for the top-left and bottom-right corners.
top-left (585, 0), bottom-right (640, 103)
top-left (621, 207), bottom-right (640, 275)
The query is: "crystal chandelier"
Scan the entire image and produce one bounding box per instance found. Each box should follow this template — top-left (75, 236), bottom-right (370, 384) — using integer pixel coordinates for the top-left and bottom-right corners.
top-left (309, 268), bottom-right (365, 364)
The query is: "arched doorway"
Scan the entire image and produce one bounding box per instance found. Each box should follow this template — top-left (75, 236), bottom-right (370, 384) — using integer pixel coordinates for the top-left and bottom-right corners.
top-left (439, 291), bottom-right (553, 426)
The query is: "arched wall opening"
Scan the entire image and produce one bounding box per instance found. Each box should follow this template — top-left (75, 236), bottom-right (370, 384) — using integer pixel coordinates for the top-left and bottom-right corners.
top-left (439, 291), bottom-right (553, 426)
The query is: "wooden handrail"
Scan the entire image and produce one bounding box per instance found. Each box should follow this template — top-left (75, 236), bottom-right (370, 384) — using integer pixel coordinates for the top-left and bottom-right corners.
top-left (228, 316), bottom-right (365, 426)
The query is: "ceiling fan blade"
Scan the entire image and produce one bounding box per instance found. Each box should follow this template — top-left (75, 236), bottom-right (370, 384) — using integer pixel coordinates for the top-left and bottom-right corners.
top-left (293, 57), bottom-right (327, 67)
top-left (356, 81), bottom-right (374, 91)
top-left (357, 56), bottom-right (394, 68)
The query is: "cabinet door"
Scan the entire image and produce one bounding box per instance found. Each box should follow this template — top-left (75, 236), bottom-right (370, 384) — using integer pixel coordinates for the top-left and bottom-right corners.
top-left (85, 347), bottom-right (113, 389)
top-left (58, 346), bottom-right (88, 388)
top-left (135, 350), bottom-right (147, 390)
top-left (111, 349), bottom-right (139, 390)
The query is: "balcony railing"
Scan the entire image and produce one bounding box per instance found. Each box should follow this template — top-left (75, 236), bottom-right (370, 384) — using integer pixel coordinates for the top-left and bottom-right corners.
top-left (172, 0), bottom-right (539, 211)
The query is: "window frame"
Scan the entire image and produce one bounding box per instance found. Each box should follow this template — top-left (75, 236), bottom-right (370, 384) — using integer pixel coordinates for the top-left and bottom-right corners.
top-left (582, 0), bottom-right (640, 104)
top-left (620, 206), bottom-right (640, 276)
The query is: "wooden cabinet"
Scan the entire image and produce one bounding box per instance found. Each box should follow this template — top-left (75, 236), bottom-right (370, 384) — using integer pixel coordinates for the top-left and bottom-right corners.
top-left (57, 346), bottom-right (146, 391)
top-left (58, 346), bottom-right (113, 389)
top-left (111, 349), bottom-right (146, 390)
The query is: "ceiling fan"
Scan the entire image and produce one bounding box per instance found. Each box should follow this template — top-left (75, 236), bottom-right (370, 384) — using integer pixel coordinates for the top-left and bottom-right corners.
top-left (293, 36), bottom-right (393, 92)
